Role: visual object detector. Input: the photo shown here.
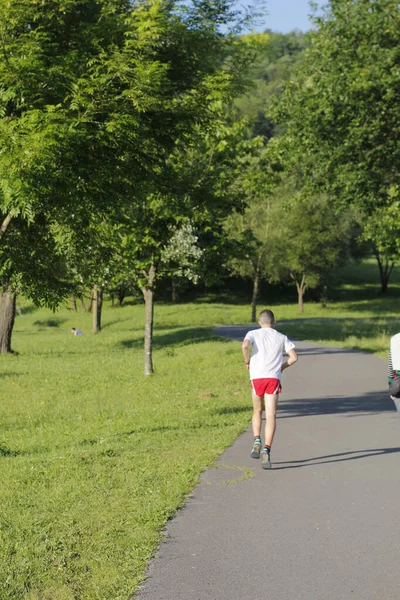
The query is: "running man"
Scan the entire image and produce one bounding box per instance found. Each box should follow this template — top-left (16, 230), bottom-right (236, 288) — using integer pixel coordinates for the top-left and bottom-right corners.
top-left (242, 309), bottom-right (298, 469)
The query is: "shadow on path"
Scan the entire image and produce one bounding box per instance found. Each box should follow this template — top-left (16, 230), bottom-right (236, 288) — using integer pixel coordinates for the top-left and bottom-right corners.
top-left (278, 390), bottom-right (394, 418)
top-left (273, 447), bottom-right (400, 470)
top-left (294, 346), bottom-right (357, 356)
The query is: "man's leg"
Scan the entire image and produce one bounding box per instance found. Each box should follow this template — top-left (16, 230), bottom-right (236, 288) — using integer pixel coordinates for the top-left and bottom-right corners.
top-left (252, 394), bottom-right (263, 438)
top-left (264, 393), bottom-right (279, 447)
top-left (261, 393), bottom-right (279, 469)
top-left (250, 394), bottom-right (263, 458)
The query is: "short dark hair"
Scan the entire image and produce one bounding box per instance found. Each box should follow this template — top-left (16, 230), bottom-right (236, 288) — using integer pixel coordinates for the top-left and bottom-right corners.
top-left (259, 309), bottom-right (275, 325)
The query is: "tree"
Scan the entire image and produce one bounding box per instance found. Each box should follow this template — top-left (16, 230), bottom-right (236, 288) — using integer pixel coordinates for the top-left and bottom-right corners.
top-left (0, 0), bottom-right (132, 352)
top-left (234, 30), bottom-right (307, 140)
top-left (0, 0), bottom-right (259, 361)
top-left (361, 198), bottom-right (400, 293)
top-left (276, 195), bottom-right (352, 312)
top-left (224, 140), bottom-right (283, 321)
top-left (224, 31), bottom-right (307, 320)
top-left (105, 120), bottom-right (253, 375)
top-left (278, 0), bottom-right (400, 282)
top-left (0, 217), bottom-right (72, 352)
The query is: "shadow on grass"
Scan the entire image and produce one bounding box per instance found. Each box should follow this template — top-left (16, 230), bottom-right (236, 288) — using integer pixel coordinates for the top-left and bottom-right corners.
top-left (16, 305), bottom-right (38, 316)
top-left (154, 327), bottom-right (228, 347)
top-left (33, 318), bottom-right (68, 328)
top-left (212, 406), bottom-right (250, 416)
top-left (0, 372), bottom-right (22, 378)
top-left (119, 339), bottom-right (142, 349)
top-left (123, 418), bottom-right (244, 438)
top-left (273, 447), bottom-right (400, 470)
top-left (101, 318), bottom-right (136, 330)
top-left (280, 317), bottom-right (400, 350)
top-left (331, 286), bottom-right (400, 303)
top-left (340, 295), bottom-right (400, 310)
top-left (278, 391), bottom-right (394, 419)
top-left (0, 444), bottom-right (20, 457)
top-left (118, 327), bottom-right (229, 350)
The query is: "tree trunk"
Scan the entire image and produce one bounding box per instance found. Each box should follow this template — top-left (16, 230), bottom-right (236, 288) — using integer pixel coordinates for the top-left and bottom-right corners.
top-left (374, 249), bottom-right (395, 294)
top-left (0, 288), bottom-right (16, 354)
top-left (117, 288), bottom-right (126, 307)
top-left (297, 287), bottom-right (304, 313)
top-left (380, 263), bottom-right (394, 294)
top-left (251, 272), bottom-right (260, 323)
top-left (171, 278), bottom-right (178, 304)
top-left (0, 211), bottom-right (14, 240)
top-left (80, 296), bottom-right (87, 312)
top-left (71, 296), bottom-right (77, 312)
top-left (380, 275), bottom-right (389, 294)
top-left (295, 274), bottom-right (307, 314)
top-left (142, 264), bottom-right (157, 376)
top-left (251, 252), bottom-right (262, 323)
top-left (320, 285), bottom-right (328, 309)
top-left (92, 286), bottom-right (103, 334)
top-left (87, 289), bottom-right (94, 313)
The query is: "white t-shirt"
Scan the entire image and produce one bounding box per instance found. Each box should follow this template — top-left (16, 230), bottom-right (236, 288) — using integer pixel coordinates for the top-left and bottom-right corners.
top-left (244, 327), bottom-right (295, 380)
top-left (391, 333), bottom-right (400, 370)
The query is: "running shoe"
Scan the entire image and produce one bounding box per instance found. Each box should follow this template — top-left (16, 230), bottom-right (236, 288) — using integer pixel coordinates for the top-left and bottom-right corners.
top-left (250, 438), bottom-right (262, 459)
top-left (261, 449), bottom-right (272, 470)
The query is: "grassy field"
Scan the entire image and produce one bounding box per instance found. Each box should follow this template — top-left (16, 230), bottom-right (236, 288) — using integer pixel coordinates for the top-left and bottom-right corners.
top-left (1, 303), bottom-right (254, 600)
top-left (1, 258), bottom-right (399, 599)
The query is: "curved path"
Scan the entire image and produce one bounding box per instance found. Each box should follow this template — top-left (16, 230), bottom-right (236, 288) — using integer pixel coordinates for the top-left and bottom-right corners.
top-left (136, 327), bottom-right (400, 600)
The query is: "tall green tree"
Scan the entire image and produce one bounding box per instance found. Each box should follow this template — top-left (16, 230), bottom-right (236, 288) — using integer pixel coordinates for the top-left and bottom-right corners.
top-left (361, 199), bottom-right (400, 293)
top-left (0, 0), bottom-right (258, 357)
top-left (0, 0), bottom-right (131, 352)
top-left (104, 120), bottom-right (253, 375)
top-left (224, 140), bottom-right (283, 321)
top-left (276, 195), bottom-right (352, 312)
top-left (278, 0), bottom-right (400, 289)
top-left (223, 31), bottom-right (307, 319)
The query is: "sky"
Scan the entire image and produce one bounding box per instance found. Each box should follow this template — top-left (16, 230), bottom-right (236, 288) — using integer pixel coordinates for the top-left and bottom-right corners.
top-left (240, 0), bottom-right (327, 34)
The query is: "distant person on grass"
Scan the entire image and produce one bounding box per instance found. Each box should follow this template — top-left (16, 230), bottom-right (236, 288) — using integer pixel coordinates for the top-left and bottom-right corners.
top-left (388, 332), bottom-right (400, 407)
top-left (242, 309), bottom-right (298, 470)
top-left (71, 327), bottom-right (83, 336)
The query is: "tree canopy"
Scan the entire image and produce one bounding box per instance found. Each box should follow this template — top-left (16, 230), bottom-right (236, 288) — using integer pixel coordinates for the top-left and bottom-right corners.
top-left (279, 0), bottom-right (400, 211)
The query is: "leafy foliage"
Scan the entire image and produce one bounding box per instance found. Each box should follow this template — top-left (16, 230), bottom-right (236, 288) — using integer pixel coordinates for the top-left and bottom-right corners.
top-left (280, 195), bottom-right (352, 288)
top-left (161, 221), bottom-right (204, 283)
top-left (235, 30), bottom-right (307, 139)
top-left (279, 0), bottom-right (400, 213)
top-left (0, 0), bottom-right (259, 351)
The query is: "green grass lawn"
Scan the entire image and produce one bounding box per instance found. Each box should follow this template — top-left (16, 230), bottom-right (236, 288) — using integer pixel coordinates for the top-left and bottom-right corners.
top-left (1, 302), bottom-right (255, 600)
top-left (1, 258), bottom-right (399, 599)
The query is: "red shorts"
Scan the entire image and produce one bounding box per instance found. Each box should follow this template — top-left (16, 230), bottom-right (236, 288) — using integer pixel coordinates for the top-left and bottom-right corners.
top-left (251, 378), bottom-right (281, 397)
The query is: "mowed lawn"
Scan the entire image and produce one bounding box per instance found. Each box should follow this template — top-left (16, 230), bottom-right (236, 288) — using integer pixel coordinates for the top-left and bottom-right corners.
top-left (1, 303), bottom-right (254, 600)
top-left (1, 258), bottom-right (399, 599)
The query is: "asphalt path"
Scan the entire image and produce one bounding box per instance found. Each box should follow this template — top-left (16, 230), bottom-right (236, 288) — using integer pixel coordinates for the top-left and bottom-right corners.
top-left (136, 326), bottom-right (400, 600)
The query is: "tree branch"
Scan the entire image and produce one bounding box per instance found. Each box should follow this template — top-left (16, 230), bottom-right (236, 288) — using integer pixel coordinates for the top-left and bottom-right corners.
top-left (0, 210), bottom-right (14, 240)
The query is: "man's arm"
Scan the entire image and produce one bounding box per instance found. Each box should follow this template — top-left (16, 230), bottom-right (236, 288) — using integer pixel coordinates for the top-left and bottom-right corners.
top-left (242, 339), bottom-right (251, 367)
top-left (281, 348), bottom-right (298, 372)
